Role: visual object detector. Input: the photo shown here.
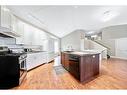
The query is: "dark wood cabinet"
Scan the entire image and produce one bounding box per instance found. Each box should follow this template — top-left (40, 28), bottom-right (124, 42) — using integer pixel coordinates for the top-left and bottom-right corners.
top-left (92, 54), bottom-right (99, 76)
top-left (80, 54), bottom-right (99, 82)
top-left (61, 53), bottom-right (69, 70)
top-left (61, 52), bottom-right (99, 83)
top-left (61, 53), bottom-right (65, 67)
top-left (64, 54), bottom-right (69, 70)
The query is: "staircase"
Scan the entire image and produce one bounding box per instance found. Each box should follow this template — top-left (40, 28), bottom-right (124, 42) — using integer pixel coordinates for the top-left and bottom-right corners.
top-left (91, 39), bottom-right (111, 59)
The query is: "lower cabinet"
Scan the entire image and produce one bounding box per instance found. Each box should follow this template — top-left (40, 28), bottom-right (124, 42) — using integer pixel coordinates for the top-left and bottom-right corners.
top-left (47, 52), bottom-right (55, 63)
top-left (61, 52), bottom-right (99, 83)
top-left (26, 52), bottom-right (47, 70)
top-left (80, 55), bottom-right (94, 82)
top-left (61, 53), bottom-right (69, 70)
top-left (61, 53), bottom-right (65, 67)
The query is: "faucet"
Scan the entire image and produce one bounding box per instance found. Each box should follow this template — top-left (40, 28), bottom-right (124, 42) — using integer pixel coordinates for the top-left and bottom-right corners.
top-left (67, 45), bottom-right (73, 51)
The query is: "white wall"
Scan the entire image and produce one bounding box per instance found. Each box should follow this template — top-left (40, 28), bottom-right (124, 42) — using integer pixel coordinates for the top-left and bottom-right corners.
top-left (101, 24), bottom-right (127, 59)
top-left (61, 31), bottom-right (82, 51)
top-left (102, 24), bottom-right (127, 40)
top-left (115, 38), bottom-right (127, 59)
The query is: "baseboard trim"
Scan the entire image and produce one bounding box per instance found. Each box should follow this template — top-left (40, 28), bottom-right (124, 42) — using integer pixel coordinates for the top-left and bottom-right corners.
top-left (111, 56), bottom-right (127, 60)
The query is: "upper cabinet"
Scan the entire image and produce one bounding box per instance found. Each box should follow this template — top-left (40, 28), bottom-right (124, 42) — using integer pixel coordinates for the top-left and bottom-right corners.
top-left (23, 23), bottom-right (33, 45)
top-left (11, 15), bottom-right (18, 33)
top-left (0, 6), bottom-right (59, 47)
top-left (31, 27), bottom-right (40, 45)
top-left (10, 14), bottom-right (22, 37)
top-left (0, 6), bottom-right (21, 37)
top-left (15, 20), bottom-right (25, 44)
top-left (31, 27), bottom-right (48, 46)
top-left (1, 6), bottom-right (11, 29)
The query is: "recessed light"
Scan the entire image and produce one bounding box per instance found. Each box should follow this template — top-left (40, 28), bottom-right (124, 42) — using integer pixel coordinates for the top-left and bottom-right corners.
top-left (101, 10), bottom-right (119, 22)
top-left (103, 10), bottom-right (110, 15)
top-left (74, 6), bottom-right (78, 8)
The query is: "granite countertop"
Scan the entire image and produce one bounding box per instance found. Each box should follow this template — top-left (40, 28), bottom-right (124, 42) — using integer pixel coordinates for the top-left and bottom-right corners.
top-left (63, 51), bottom-right (100, 56)
top-left (26, 51), bottom-right (47, 54)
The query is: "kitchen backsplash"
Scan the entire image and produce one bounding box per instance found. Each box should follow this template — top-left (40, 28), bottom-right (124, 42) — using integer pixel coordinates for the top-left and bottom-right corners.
top-left (0, 37), bottom-right (43, 51)
top-left (0, 37), bottom-right (16, 45)
top-left (4, 44), bottom-right (43, 51)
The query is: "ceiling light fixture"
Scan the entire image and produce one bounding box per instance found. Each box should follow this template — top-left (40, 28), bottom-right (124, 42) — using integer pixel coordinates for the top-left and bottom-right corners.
top-left (87, 31), bottom-right (94, 34)
top-left (101, 10), bottom-right (119, 22)
top-left (74, 6), bottom-right (78, 8)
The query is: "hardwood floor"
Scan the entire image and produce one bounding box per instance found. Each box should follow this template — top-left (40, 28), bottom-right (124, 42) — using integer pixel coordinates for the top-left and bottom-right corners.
top-left (14, 58), bottom-right (127, 89)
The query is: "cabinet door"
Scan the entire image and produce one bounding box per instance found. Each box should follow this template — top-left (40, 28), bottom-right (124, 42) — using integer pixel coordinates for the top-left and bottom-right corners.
top-left (40, 53), bottom-right (47, 63)
top-left (80, 55), bottom-right (93, 82)
top-left (1, 6), bottom-right (11, 29)
top-left (39, 31), bottom-right (47, 45)
top-left (11, 14), bottom-right (18, 33)
top-left (61, 53), bottom-right (65, 67)
top-left (31, 28), bottom-right (40, 45)
top-left (37, 30), bottom-right (44, 46)
top-left (64, 54), bottom-right (69, 70)
top-left (85, 55), bottom-right (94, 78)
top-left (26, 54), bottom-right (35, 70)
top-left (47, 52), bottom-right (55, 62)
top-left (92, 54), bottom-right (99, 75)
top-left (16, 21), bottom-right (25, 44)
top-left (23, 24), bottom-right (33, 45)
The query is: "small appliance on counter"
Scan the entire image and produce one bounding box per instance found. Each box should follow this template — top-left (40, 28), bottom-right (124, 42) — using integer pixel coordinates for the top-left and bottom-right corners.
top-left (0, 46), bottom-right (10, 54)
top-left (0, 46), bottom-right (27, 89)
top-left (24, 48), bottom-right (32, 52)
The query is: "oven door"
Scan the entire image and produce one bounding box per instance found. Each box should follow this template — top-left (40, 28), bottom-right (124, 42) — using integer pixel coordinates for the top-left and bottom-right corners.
top-left (19, 58), bottom-right (27, 76)
top-left (19, 57), bottom-right (27, 84)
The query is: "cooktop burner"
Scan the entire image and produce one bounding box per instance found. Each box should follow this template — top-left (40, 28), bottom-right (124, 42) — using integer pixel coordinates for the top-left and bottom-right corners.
top-left (0, 52), bottom-right (26, 56)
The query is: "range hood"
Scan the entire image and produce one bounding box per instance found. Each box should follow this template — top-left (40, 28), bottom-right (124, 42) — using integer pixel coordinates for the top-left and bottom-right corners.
top-left (0, 26), bottom-right (21, 38)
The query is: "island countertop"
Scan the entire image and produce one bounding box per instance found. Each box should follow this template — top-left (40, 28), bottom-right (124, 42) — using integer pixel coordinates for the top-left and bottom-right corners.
top-left (62, 51), bottom-right (100, 56)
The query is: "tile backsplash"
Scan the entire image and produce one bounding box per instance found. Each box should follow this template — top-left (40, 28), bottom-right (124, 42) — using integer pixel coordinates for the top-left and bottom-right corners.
top-left (0, 37), bottom-right (16, 45)
top-left (0, 37), bottom-right (43, 51)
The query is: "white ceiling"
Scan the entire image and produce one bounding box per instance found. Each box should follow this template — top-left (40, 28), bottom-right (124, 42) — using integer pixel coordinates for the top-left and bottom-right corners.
top-left (7, 6), bottom-right (127, 38)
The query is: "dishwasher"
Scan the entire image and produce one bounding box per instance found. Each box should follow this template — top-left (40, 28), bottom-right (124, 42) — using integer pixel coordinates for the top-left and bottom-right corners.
top-left (69, 54), bottom-right (80, 80)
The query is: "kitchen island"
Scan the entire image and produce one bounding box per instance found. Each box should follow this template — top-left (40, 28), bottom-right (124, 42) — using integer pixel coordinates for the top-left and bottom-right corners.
top-left (61, 51), bottom-right (100, 83)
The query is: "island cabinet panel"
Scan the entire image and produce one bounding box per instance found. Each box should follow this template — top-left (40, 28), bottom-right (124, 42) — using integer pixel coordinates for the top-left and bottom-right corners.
top-left (92, 54), bottom-right (99, 75)
top-left (61, 53), bottom-right (65, 67)
top-left (64, 54), bottom-right (69, 70)
top-left (80, 55), bottom-right (93, 82)
top-left (61, 52), bottom-right (100, 83)
top-left (61, 53), bottom-right (69, 70)
top-left (80, 54), bottom-right (99, 82)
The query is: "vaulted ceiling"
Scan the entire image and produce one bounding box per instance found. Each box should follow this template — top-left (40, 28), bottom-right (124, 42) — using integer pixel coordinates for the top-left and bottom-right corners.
top-left (7, 6), bottom-right (127, 38)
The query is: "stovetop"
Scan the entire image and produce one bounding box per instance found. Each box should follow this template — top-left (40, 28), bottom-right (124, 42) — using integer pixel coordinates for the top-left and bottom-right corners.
top-left (0, 52), bottom-right (27, 57)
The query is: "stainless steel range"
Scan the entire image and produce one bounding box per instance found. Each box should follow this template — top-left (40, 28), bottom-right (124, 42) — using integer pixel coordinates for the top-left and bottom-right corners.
top-left (0, 46), bottom-right (27, 89)
top-left (19, 53), bottom-right (27, 85)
